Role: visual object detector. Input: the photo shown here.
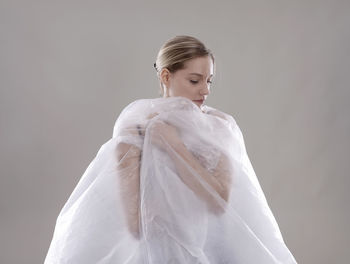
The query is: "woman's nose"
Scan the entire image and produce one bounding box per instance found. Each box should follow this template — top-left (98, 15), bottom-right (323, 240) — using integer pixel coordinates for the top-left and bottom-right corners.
top-left (200, 84), bottom-right (210, 95)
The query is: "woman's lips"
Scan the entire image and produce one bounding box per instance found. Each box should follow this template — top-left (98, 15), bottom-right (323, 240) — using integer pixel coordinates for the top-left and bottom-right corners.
top-left (193, 99), bottom-right (204, 104)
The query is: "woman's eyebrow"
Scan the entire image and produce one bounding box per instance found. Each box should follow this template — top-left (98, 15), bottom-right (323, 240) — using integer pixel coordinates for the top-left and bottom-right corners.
top-left (189, 73), bottom-right (213, 77)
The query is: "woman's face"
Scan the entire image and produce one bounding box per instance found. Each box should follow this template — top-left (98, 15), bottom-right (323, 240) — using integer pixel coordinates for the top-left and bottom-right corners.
top-left (160, 56), bottom-right (214, 108)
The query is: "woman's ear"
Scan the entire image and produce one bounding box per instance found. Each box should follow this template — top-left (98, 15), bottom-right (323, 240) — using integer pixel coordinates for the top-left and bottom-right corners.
top-left (160, 68), bottom-right (171, 89)
top-left (160, 68), bottom-right (171, 97)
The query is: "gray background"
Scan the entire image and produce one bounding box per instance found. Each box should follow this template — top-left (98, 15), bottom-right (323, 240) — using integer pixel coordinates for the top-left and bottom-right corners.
top-left (1, 0), bottom-right (349, 263)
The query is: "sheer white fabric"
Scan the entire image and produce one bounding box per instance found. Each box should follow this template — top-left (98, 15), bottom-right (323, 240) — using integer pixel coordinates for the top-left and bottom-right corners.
top-left (44, 96), bottom-right (297, 264)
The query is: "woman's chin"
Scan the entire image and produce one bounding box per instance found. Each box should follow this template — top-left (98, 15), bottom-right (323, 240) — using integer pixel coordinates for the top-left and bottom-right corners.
top-left (192, 100), bottom-right (203, 107)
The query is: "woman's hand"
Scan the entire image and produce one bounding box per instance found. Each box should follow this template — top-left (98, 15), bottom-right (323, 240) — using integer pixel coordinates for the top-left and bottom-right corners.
top-left (135, 112), bottom-right (181, 151)
top-left (147, 112), bottom-right (159, 120)
top-left (131, 112), bottom-right (160, 137)
top-left (149, 120), bottom-right (181, 151)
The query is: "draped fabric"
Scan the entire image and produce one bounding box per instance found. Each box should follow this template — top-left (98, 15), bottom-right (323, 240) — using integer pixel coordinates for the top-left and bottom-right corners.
top-left (44, 96), bottom-right (297, 263)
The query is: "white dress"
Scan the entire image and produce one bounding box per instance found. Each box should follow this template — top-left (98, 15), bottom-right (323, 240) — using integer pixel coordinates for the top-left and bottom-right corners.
top-left (44, 96), bottom-right (298, 263)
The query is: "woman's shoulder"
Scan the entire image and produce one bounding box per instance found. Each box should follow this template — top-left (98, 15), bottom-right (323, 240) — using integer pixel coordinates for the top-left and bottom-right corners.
top-left (122, 98), bottom-right (150, 111)
top-left (121, 97), bottom-right (169, 111)
top-left (113, 98), bottom-right (155, 138)
top-left (117, 98), bottom-right (156, 118)
top-left (203, 105), bottom-right (237, 125)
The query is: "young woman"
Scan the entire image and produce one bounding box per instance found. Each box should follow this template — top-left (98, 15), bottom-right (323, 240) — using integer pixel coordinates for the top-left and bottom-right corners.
top-left (44, 35), bottom-right (298, 263)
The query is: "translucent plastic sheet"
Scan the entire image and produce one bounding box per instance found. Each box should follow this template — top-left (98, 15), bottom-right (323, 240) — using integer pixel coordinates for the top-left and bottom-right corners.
top-left (44, 96), bottom-right (297, 263)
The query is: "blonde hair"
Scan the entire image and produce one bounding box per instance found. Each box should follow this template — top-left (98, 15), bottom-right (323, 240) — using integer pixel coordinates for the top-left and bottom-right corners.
top-left (153, 35), bottom-right (216, 97)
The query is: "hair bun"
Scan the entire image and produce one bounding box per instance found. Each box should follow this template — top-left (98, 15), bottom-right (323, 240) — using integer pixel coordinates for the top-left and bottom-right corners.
top-left (153, 62), bottom-right (159, 72)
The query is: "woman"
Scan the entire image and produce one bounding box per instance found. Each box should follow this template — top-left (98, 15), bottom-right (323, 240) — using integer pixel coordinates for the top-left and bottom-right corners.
top-left (45, 35), bottom-right (298, 263)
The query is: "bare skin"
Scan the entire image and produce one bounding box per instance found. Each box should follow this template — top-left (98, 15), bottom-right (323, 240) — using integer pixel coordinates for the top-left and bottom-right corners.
top-left (149, 120), bottom-right (233, 207)
top-left (115, 113), bottom-right (156, 240)
top-left (115, 56), bottom-right (234, 239)
top-left (160, 55), bottom-right (213, 108)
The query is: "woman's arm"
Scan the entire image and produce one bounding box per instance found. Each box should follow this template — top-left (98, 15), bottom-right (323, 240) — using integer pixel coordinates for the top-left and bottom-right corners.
top-left (148, 120), bottom-right (233, 215)
top-left (115, 142), bottom-right (142, 240)
top-left (165, 140), bottom-right (233, 215)
top-left (114, 113), bottom-right (158, 239)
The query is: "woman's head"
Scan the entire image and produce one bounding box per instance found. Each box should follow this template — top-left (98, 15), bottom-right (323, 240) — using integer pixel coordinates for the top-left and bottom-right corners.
top-left (154, 35), bottom-right (215, 108)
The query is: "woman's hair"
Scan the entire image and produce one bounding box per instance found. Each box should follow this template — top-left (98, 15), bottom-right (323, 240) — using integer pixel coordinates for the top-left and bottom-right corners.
top-left (153, 35), bottom-right (215, 97)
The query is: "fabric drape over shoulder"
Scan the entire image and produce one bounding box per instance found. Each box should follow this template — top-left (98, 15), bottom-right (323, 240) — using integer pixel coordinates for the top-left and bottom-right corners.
top-left (44, 96), bottom-right (298, 264)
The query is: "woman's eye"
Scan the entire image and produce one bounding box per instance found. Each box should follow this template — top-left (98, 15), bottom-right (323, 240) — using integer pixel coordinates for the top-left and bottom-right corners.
top-left (190, 80), bottom-right (213, 84)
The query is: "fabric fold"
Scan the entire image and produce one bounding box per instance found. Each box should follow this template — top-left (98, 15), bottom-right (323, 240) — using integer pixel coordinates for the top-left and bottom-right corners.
top-left (44, 96), bottom-right (297, 264)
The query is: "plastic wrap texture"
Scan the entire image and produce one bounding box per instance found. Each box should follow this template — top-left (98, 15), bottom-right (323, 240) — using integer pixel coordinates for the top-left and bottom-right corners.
top-left (44, 96), bottom-right (297, 264)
